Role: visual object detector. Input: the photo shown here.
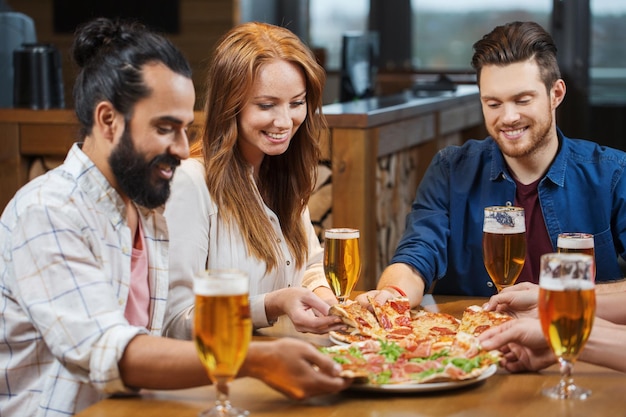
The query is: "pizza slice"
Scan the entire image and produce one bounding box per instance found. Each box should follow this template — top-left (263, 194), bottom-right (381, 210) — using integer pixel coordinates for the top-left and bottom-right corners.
top-left (329, 300), bottom-right (386, 341)
top-left (410, 309), bottom-right (459, 346)
top-left (368, 296), bottom-right (413, 339)
top-left (457, 305), bottom-right (513, 336)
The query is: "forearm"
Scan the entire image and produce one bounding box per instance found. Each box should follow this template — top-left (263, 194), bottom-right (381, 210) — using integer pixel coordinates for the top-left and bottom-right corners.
top-left (119, 334), bottom-right (210, 390)
top-left (596, 289), bottom-right (626, 324)
top-left (377, 263), bottom-right (426, 308)
top-left (579, 319), bottom-right (626, 372)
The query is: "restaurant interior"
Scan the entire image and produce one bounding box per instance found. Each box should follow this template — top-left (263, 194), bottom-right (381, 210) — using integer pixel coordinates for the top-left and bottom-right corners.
top-left (1, 0), bottom-right (625, 288)
top-left (1, 1), bottom-right (626, 416)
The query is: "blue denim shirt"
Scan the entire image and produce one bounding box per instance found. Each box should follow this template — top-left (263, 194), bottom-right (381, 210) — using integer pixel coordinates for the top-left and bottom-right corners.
top-left (391, 130), bottom-right (626, 296)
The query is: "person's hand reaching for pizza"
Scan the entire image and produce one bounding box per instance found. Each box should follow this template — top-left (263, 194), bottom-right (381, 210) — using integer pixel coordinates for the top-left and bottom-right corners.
top-left (482, 282), bottom-right (539, 318)
top-left (354, 289), bottom-right (398, 311)
top-left (478, 317), bottom-right (555, 372)
top-left (264, 287), bottom-right (345, 334)
top-left (241, 338), bottom-right (351, 399)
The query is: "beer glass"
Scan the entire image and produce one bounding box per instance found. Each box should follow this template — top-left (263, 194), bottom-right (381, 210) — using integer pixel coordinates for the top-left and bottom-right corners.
top-left (557, 232), bottom-right (595, 278)
top-left (193, 270), bottom-right (252, 417)
top-left (538, 253), bottom-right (596, 399)
top-left (482, 206), bottom-right (526, 292)
top-left (324, 228), bottom-right (361, 303)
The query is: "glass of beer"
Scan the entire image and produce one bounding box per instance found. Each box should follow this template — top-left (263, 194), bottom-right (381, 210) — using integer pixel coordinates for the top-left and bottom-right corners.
top-left (538, 253), bottom-right (596, 400)
top-left (482, 206), bottom-right (526, 292)
top-left (193, 269), bottom-right (252, 417)
top-left (557, 232), bottom-right (595, 278)
top-left (324, 228), bottom-right (361, 303)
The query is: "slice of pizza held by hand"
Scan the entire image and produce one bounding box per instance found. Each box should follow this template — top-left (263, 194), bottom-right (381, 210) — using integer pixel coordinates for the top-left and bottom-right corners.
top-left (457, 305), bottom-right (513, 336)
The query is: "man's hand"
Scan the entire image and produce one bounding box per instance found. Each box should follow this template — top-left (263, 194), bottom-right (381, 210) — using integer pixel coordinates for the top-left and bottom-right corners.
top-left (242, 339), bottom-right (351, 399)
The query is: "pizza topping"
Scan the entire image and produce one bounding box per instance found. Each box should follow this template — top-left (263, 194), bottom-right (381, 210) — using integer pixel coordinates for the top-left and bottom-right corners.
top-left (324, 298), bottom-right (511, 385)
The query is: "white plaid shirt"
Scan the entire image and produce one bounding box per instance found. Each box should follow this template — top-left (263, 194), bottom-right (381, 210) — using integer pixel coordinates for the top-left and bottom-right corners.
top-left (0, 143), bottom-right (176, 416)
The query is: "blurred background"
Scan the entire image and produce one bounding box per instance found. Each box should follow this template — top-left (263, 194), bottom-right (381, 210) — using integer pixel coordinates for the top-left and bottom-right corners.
top-left (1, 0), bottom-right (624, 148)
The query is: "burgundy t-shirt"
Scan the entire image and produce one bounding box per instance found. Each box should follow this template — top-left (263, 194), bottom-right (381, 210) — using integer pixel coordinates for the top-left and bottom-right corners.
top-left (514, 177), bottom-right (553, 284)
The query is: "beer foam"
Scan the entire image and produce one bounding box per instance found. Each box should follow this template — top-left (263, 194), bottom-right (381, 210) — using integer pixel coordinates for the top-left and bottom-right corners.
top-left (325, 228), bottom-right (360, 239)
top-left (193, 271), bottom-right (248, 296)
top-left (539, 278), bottom-right (595, 291)
top-left (483, 207), bottom-right (525, 233)
top-left (557, 236), bottom-right (594, 249)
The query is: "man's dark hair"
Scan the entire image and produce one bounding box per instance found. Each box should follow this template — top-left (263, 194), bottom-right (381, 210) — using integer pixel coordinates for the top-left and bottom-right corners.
top-left (71, 17), bottom-right (191, 137)
top-left (471, 21), bottom-right (561, 93)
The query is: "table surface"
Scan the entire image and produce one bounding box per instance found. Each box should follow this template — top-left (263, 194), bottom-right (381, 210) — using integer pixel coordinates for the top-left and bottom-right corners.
top-left (74, 295), bottom-right (624, 417)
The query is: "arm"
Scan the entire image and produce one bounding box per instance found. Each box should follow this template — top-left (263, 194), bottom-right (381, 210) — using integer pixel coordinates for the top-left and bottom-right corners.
top-left (300, 207), bottom-right (338, 306)
top-left (595, 282), bottom-right (626, 324)
top-left (578, 317), bottom-right (626, 372)
top-left (164, 159), bottom-right (212, 336)
top-left (119, 335), bottom-right (350, 399)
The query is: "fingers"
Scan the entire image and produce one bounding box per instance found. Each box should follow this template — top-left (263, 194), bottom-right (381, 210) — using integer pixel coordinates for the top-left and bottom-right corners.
top-left (478, 320), bottom-right (518, 351)
top-left (292, 314), bottom-right (343, 334)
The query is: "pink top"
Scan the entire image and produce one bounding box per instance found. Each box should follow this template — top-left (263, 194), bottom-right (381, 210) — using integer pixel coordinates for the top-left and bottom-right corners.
top-left (125, 220), bottom-right (150, 327)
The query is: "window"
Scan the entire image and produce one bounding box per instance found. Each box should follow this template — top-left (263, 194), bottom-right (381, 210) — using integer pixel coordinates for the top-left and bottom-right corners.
top-left (590, 0), bottom-right (626, 104)
top-left (410, 0), bottom-right (551, 70)
top-left (309, 0), bottom-right (369, 70)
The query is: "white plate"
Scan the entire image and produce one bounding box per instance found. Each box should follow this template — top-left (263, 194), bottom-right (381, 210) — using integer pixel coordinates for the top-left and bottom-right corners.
top-left (328, 333), bottom-right (350, 346)
top-left (348, 364), bottom-right (498, 393)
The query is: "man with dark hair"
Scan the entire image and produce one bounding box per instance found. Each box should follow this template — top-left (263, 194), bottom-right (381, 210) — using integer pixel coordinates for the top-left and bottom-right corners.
top-left (0, 18), bottom-right (348, 416)
top-left (358, 21), bottom-right (626, 308)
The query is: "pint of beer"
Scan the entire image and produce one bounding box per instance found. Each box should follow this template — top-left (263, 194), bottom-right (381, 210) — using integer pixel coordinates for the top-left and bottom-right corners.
top-left (324, 228), bottom-right (361, 303)
top-left (193, 270), bottom-right (251, 383)
top-left (482, 206), bottom-right (526, 292)
top-left (557, 232), bottom-right (594, 257)
top-left (538, 253), bottom-right (595, 399)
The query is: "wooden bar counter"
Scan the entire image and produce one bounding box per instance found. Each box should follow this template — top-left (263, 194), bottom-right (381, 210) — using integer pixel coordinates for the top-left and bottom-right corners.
top-left (321, 85), bottom-right (484, 289)
top-left (73, 295), bottom-right (625, 417)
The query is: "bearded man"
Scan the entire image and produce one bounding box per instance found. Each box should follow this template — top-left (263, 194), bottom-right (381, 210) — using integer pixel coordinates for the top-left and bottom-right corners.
top-left (357, 21), bottom-right (626, 309)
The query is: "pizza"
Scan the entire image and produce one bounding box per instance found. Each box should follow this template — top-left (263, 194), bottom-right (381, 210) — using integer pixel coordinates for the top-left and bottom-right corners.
top-left (329, 297), bottom-right (513, 345)
top-left (457, 305), bottom-right (513, 336)
top-left (324, 297), bottom-right (512, 385)
top-left (320, 331), bottom-right (501, 385)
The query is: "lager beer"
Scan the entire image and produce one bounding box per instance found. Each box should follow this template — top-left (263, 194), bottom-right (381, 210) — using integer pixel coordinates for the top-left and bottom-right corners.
top-left (557, 233), bottom-right (595, 279)
top-left (539, 284), bottom-right (595, 361)
top-left (557, 233), bottom-right (594, 257)
top-left (324, 228), bottom-right (361, 303)
top-left (538, 253), bottom-right (595, 399)
top-left (482, 206), bottom-right (526, 292)
top-left (193, 269), bottom-right (251, 416)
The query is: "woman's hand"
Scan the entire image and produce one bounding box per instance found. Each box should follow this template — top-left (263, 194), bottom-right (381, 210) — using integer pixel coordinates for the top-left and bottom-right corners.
top-left (265, 287), bottom-right (344, 334)
top-left (482, 282), bottom-right (540, 318)
top-left (478, 317), bottom-right (555, 372)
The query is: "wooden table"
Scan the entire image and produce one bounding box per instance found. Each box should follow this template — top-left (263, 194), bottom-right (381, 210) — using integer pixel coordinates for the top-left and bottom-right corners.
top-left (74, 295), bottom-right (625, 417)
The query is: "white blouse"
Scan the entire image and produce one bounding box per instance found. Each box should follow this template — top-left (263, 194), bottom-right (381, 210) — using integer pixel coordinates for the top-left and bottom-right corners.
top-left (164, 158), bottom-right (328, 328)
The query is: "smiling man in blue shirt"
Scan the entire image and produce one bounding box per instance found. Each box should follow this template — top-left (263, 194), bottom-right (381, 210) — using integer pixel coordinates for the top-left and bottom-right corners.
top-left (358, 21), bottom-right (626, 308)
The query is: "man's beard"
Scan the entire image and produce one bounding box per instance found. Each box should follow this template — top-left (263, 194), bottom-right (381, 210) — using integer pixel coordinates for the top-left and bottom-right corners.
top-left (109, 126), bottom-right (180, 209)
top-left (492, 113), bottom-right (553, 160)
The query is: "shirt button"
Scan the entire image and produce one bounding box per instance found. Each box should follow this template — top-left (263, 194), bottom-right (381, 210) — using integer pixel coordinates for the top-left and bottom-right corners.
top-left (122, 246), bottom-right (130, 255)
top-left (277, 238), bottom-right (282, 243)
top-left (286, 260), bottom-right (291, 266)
top-left (118, 298), bottom-right (124, 305)
top-left (486, 281), bottom-right (494, 288)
